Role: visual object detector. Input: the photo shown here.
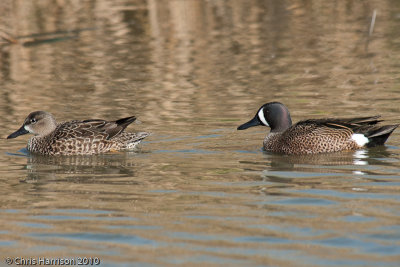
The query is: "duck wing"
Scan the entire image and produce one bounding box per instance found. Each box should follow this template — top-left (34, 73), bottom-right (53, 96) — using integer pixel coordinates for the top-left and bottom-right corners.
top-left (295, 116), bottom-right (398, 147)
top-left (297, 115), bottom-right (381, 129)
top-left (56, 116), bottom-right (137, 140)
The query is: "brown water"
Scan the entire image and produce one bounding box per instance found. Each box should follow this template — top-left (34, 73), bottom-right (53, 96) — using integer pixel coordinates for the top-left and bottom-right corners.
top-left (1, 0), bottom-right (400, 266)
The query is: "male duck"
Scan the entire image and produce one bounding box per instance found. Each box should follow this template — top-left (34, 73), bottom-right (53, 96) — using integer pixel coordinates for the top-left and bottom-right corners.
top-left (7, 111), bottom-right (149, 155)
top-left (237, 102), bottom-right (398, 155)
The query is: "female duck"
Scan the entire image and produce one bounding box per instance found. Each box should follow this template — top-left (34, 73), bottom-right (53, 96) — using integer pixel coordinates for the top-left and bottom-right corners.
top-left (7, 111), bottom-right (149, 155)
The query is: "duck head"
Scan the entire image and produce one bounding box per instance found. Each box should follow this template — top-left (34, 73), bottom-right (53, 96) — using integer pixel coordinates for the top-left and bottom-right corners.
top-left (237, 102), bottom-right (292, 133)
top-left (7, 111), bottom-right (57, 139)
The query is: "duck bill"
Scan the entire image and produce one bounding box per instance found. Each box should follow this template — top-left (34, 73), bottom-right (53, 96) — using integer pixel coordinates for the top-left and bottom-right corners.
top-left (7, 126), bottom-right (29, 139)
top-left (237, 116), bottom-right (261, 130)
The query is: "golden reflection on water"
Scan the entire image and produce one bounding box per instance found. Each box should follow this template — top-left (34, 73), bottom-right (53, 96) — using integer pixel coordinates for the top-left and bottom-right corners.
top-left (1, 0), bottom-right (400, 266)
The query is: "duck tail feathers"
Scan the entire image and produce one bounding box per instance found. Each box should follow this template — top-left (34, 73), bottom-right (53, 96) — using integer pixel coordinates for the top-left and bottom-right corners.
top-left (366, 124), bottom-right (399, 147)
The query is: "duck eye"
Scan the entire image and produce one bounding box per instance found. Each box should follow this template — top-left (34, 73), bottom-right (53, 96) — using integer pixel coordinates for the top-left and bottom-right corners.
top-left (30, 118), bottom-right (37, 124)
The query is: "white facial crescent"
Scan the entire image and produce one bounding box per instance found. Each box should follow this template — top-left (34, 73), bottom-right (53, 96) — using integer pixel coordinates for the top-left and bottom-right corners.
top-left (257, 108), bottom-right (269, 126)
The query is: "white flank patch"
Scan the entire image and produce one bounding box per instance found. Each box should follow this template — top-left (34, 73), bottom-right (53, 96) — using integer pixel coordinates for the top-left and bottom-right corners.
top-left (257, 108), bottom-right (269, 126)
top-left (351, 134), bottom-right (369, 147)
top-left (24, 125), bottom-right (33, 134)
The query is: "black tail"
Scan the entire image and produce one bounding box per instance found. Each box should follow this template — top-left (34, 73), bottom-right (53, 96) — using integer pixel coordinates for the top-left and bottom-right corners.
top-left (103, 116), bottom-right (136, 139)
top-left (365, 124), bottom-right (399, 147)
top-left (116, 116), bottom-right (137, 128)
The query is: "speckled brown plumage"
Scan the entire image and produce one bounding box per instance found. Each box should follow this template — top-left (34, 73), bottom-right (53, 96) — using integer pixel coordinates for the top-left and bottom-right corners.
top-left (238, 102), bottom-right (399, 155)
top-left (7, 111), bottom-right (149, 155)
top-left (264, 119), bottom-right (365, 154)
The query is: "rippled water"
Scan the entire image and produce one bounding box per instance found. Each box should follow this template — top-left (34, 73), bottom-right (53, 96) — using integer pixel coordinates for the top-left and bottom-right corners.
top-left (1, 0), bottom-right (400, 266)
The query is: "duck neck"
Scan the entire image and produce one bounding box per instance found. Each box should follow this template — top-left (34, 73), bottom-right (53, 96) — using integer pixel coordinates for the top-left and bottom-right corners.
top-left (270, 115), bottom-right (292, 133)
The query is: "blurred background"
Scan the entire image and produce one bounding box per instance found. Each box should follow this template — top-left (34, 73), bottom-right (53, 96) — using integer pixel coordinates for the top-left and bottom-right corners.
top-left (1, 0), bottom-right (399, 121)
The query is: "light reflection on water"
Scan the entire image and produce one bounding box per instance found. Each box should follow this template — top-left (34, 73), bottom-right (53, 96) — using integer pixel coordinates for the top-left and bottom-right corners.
top-left (1, 0), bottom-right (400, 266)
top-left (2, 142), bottom-right (399, 266)
top-left (3, 139), bottom-right (400, 267)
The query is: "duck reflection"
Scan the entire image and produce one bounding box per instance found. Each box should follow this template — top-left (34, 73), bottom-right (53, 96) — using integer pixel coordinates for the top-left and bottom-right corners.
top-left (256, 146), bottom-right (398, 199)
top-left (21, 151), bottom-right (145, 181)
top-left (261, 146), bottom-right (394, 176)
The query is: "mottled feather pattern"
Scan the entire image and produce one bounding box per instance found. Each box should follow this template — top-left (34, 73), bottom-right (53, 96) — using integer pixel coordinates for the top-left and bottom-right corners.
top-left (237, 102), bottom-right (398, 155)
top-left (263, 117), bottom-right (397, 154)
top-left (264, 121), bottom-right (359, 154)
top-left (24, 116), bottom-right (149, 155)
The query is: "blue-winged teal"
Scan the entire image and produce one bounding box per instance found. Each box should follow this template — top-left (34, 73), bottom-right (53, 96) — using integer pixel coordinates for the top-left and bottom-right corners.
top-left (237, 102), bottom-right (398, 155)
top-left (7, 111), bottom-right (150, 155)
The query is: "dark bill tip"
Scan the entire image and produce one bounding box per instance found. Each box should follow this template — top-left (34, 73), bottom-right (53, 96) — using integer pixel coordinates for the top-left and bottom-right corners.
top-left (7, 126), bottom-right (29, 139)
top-left (237, 116), bottom-right (261, 130)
